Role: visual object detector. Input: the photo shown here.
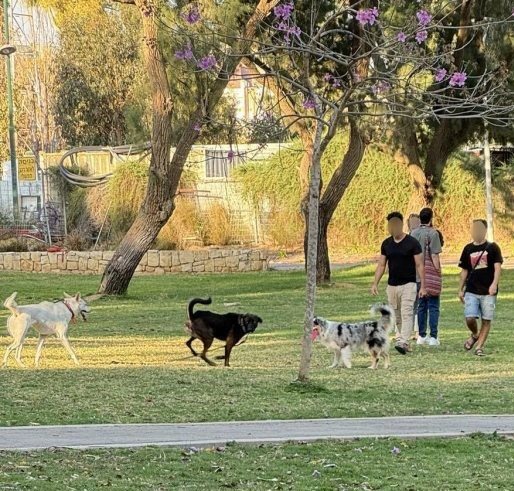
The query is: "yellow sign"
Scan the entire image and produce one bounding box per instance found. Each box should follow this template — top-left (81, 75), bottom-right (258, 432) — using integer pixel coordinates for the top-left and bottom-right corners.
top-left (18, 157), bottom-right (37, 181)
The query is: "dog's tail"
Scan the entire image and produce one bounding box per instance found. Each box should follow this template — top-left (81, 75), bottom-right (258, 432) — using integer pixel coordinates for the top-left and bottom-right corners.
top-left (188, 297), bottom-right (212, 320)
top-left (370, 303), bottom-right (396, 332)
top-left (4, 292), bottom-right (20, 317)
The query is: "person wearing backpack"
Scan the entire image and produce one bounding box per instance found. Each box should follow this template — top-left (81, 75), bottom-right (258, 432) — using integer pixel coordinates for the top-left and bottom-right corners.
top-left (458, 219), bottom-right (503, 357)
top-left (411, 208), bottom-right (443, 346)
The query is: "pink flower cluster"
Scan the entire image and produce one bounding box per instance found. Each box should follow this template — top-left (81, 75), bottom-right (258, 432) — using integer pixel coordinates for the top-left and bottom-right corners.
top-left (416, 10), bottom-right (432, 26)
top-left (183, 4), bottom-right (201, 25)
top-left (274, 2), bottom-right (294, 20)
top-left (323, 73), bottom-right (341, 88)
top-left (356, 7), bottom-right (379, 26)
top-left (433, 68), bottom-right (468, 87)
top-left (302, 97), bottom-right (317, 110)
top-left (175, 44), bottom-right (193, 61)
top-left (372, 80), bottom-right (391, 95)
top-left (197, 54), bottom-right (217, 71)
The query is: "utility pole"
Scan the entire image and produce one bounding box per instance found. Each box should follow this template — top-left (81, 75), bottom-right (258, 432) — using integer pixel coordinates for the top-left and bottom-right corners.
top-left (483, 127), bottom-right (494, 242)
top-left (2, 0), bottom-right (19, 219)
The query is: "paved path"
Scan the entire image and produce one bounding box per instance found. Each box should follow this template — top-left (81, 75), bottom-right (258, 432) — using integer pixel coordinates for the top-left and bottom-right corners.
top-left (1, 415), bottom-right (514, 451)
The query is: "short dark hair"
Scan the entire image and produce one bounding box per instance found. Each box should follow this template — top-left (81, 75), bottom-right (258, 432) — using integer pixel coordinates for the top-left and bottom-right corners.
top-left (419, 207), bottom-right (433, 225)
top-left (408, 213), bottom-right (419, 220)
top-left (473, 219), bottom-right (488, 228)
top-left (387, 211), bottom-right (403, 222)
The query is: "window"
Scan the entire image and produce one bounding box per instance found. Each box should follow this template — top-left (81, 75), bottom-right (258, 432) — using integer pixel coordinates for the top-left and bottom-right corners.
top-left (205, 150), bottom-right (243, 178)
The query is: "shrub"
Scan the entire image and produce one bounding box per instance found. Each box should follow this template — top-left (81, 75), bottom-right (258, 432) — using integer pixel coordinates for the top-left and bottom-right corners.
top-left (0, 238), bottom-right (47, 252)
top-left (234, 132), bottom-right (514, 253)
top-left (204, 203), bottom-right (234, 246)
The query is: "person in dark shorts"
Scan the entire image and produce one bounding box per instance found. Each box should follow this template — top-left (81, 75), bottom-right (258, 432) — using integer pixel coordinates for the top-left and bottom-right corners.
top-left (458, 219), bottom-right (503, 357)
top-left (371, 212), bottom-right (426, 354)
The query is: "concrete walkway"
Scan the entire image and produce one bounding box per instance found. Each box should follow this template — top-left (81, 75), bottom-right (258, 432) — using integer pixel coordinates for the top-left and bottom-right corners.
top-left (1, 415), bottom-right (514, 451)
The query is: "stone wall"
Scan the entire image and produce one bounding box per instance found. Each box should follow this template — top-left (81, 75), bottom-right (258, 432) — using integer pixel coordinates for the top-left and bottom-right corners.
top-left (0, 249), bottom-right (269, 275)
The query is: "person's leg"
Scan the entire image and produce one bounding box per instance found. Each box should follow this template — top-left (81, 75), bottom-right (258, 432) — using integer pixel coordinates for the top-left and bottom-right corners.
top-left (417, 296), bottom-right (428, 338)
top-left (413, 282), bottom-right (420, 339)
top-left (464, 293), bottom-right (480, 350)
top-left (387, 286), bottom-right (401, 342)
top-left (475, 295), bottom-right (496, 351)
top-left (398, 283), bottom-right (417, 347)
top-left (428, 295), bottom-right (441, 339)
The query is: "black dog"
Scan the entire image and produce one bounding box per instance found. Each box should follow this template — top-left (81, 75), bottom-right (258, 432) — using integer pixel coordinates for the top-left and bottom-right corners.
top-left (185, 297), bottom-right (262, 367)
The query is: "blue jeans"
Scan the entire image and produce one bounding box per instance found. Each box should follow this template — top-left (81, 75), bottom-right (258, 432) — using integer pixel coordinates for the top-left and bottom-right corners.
top-left (417, 295), bottom-right (440, 338)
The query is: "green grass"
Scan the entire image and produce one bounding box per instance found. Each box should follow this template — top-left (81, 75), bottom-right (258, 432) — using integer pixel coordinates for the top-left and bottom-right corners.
top-left (1, 435), bottom-right (514, 490)
top-left (1, 267), bottom-right (513, 427)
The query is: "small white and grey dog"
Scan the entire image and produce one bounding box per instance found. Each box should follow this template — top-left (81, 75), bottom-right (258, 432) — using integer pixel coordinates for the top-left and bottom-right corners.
top-left (3, 292), bottom-right (90, 368)
top-left (311, 304), bottom-right (395, 369)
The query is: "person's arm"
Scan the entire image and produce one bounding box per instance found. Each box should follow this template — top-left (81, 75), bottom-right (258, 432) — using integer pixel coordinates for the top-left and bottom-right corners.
top-left (431, 232), bottom-right (442, 271)
top-left (414, 253), bottom-right (426, 297)
top-left (371, 255), bottom-right (387, 295)
top-left (458, 269), bottom-right (468, 303)
top-left (489, 263), bottom-right (502, 295)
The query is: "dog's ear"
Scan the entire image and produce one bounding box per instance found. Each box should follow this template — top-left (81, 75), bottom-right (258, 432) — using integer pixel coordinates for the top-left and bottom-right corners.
top-left (257, 316), bottom-right (263, 323)
top-left (75, 293), bottom-right (81, 301)
top-left (64, 292), bottom-right (72, 298)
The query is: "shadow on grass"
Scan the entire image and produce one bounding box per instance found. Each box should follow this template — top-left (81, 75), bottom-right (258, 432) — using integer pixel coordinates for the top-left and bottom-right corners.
top-left (286, 380), bottom-right (331, 395)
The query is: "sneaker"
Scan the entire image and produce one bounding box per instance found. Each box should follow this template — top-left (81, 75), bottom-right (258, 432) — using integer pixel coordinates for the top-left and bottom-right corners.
top-left (428, 337), bottom-right (440, 347)
top-left (417, 336), bottom-right (427, 346)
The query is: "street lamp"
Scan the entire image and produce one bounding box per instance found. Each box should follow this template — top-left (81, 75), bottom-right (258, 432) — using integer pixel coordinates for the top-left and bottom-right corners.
top-left (2, 0), bottom-right (19, 220)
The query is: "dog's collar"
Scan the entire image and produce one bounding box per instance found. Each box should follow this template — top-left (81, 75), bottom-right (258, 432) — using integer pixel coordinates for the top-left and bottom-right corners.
top-left (62, 301), bottom-right (77, 323)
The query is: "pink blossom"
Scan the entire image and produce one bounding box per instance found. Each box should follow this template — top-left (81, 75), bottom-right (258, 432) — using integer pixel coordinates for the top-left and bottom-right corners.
top-left (434, 68), bottom-right (447, 82)
top-left (287, 25), bottom-right (301, 38)
top-left (356, 7), bottom-right (379, 26)
top-left (227, 150), bottom-right (235, 162)
top-left (303, 97), bottom-right (316, 110)
top-left (175, 44), bottom-right (193, 61)
top-left (416, 10), bottom-right (432, 26)
top-left (323, 73), bottom-right (333, 82)
top-left (274, 2), bottom-right (294, 20)
top-left (396, 32), bottom-right (407, 43)
top-left (372, 81), bottom-right (391, 95)
top-left (449, 71), bottom-right (467, 87)
top-left (197, 55), bottom-right (217, 71)
top-left (193, 121), bottom-right (202, 132)
top-left (183, 4), bottom-right (201, 24)
top-left (415, 30), bottom-right (428, 44)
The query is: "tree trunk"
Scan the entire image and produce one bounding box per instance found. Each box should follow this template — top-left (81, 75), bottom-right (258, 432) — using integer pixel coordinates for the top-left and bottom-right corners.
top-left (297, 138), bottom-right (322, 382)
top-left (316, 212), bottom-right (330, 284)
top-left (314, 121), bottom-right (366, 284)
top-left (100, 0), bottom-right (278, 294)
top-left (423, 0), bottom-right (474, 202)
top-left (99, 0), bottom-right (174, 294)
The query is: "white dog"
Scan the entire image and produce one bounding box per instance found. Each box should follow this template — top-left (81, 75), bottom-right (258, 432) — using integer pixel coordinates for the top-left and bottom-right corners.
top-left (311, 304), bottom-right (395, 369)
top-left (3, 292), bottom-right (90, 368)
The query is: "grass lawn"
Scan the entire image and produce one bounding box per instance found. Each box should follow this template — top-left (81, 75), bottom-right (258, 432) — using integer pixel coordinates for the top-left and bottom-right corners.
top-left (0, 267), bottom-right (513, 426)
top-left (1, 435), bottom-right (514, 490)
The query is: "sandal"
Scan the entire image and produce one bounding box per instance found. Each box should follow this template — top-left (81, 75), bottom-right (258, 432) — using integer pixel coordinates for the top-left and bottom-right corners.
top-left (464, 336), bottom-right (478, 351)
top-left (395, 343), bottom-right (408, 355)
top-left (475, 348), bottom-right (485, 357)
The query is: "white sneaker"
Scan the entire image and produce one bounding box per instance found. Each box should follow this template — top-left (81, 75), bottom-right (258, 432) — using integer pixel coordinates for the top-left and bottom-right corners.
top-left (428, 337), bottom-right (440, 347)
top-left (417, 336), bottom-right (427, 345)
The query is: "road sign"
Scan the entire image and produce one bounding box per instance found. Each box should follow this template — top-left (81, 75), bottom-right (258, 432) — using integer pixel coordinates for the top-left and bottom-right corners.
top-left (18, 156), bottom-right (37, 181)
